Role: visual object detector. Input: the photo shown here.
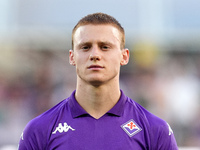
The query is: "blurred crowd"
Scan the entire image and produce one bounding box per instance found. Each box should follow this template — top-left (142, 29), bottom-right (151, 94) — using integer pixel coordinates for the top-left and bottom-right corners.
top-left (0, 41), bottom-right (200, 148)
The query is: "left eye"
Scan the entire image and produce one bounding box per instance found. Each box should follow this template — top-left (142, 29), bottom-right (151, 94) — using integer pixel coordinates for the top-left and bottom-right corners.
top-left (83, 46), bottom-right (88, 49)
top-left (101, 46), bottom-right (109, 50)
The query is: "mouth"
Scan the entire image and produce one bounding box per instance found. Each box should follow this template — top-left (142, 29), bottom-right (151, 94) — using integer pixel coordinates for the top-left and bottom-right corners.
top-left (88, 65), bottom-right (104, 70)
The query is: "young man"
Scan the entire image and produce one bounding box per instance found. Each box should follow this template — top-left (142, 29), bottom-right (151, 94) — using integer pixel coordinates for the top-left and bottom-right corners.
top-left (18, 13), bottom-right (178, 149)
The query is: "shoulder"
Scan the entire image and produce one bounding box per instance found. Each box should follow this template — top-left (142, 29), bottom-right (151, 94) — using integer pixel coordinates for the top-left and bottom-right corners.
top-left (18, 99), bottom-right (69, 149)
top-left (126, 98), bottom-right (166, 127)
top-left (31, 98), bottom-right (69, 127)
top-left (125, 98), bottom-right (169, 138)
top-left (28, 98), bottom-right (69, 131)
top-left (126, 98), bottom-right (178, 149)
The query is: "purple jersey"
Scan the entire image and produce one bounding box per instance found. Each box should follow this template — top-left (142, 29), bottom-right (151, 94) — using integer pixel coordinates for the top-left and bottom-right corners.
top-left (18, 90), bottom-right (178, 150)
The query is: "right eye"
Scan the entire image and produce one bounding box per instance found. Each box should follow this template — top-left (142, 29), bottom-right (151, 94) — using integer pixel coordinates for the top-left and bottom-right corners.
top-left (81, 46), bottom-right (90, 51)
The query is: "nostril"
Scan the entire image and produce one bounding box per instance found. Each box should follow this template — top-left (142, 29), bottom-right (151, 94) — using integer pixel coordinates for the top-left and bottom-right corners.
top-left (89, 54), bottom-right (101, 61)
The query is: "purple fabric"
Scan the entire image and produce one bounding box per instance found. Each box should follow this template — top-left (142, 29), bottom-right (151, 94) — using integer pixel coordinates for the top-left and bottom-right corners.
top-left (18, 90), bottom-right (178, 150)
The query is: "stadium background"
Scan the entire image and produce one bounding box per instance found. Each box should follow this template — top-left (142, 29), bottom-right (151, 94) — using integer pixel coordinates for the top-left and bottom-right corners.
top-left (0, 0), bottom-right (200, 149)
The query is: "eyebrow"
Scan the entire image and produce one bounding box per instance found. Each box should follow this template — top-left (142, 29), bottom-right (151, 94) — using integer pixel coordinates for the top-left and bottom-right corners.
top-left (99, 41), bottom-right (114, 46)
top-left (77, 42), bottom-right (91, 49)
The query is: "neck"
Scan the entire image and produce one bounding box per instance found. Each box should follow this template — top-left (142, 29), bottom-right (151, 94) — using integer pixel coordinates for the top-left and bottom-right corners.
top-left (75, 79), bottom-right (121, 119)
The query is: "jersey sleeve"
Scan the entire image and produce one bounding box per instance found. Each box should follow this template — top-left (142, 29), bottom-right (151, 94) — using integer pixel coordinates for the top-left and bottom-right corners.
top-left (18, 117), bottom-right (47, 150)
top-left (151, 121), bottom-right (178, 150)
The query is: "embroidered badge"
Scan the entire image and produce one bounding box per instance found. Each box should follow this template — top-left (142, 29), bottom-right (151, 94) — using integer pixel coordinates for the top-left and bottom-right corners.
top-left (121, 119), bottom-right (142, 137)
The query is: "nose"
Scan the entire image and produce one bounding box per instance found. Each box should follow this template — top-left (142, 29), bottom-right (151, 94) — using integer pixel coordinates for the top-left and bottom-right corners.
top-left (89, 54), bottom-right (101, 61)
top-left (89, 47), bottom-right (101, 61)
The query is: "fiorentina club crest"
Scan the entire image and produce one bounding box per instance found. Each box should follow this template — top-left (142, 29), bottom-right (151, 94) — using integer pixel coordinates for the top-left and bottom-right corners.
top-left (121, 119), bottom-right (142, 137)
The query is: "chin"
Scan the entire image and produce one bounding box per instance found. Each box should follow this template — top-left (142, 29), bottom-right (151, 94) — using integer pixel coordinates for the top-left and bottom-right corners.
top-left (88, 80), bottom-right (104, 87)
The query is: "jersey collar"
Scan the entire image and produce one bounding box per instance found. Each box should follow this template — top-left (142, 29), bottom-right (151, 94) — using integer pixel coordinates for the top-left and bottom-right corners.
top-left (69, 90), bottom-right (127, 119)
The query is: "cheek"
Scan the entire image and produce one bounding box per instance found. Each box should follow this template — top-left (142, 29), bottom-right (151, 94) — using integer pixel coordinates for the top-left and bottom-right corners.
top-left (74, 53), bottom-right (84, 65)
top-left (109, 58), bottom-right (121, 72)
top-left (111, 54), bottom-right (123, 66)
top-left (75, 56), bottom-right (87, 73)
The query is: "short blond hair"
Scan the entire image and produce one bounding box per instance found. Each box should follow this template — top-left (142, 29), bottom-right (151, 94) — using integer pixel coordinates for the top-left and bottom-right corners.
top-left (72, 12), bottom-right (125, 50)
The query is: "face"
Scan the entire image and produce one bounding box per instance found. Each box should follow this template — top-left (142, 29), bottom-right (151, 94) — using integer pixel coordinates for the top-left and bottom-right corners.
top-left (69, 24), bottom-right (129, 86)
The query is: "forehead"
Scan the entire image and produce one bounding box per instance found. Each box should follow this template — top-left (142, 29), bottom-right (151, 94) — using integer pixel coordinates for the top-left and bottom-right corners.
top-left (73, 24), bottom-right (121, 45)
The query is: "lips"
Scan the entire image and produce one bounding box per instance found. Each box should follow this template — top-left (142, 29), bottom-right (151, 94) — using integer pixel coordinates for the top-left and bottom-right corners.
top-left (88, 65), bottom-right (104, 69)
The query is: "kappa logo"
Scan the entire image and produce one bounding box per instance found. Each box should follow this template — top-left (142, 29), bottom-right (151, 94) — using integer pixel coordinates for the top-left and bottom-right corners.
top-left (52, 122), bottom-right (75, 134)
top-left (121, 119), bottom-right (142, 137)
top-left (167, 123), bottom-right (173, 136)
top-left (20, 132), bottom-right (24, 140)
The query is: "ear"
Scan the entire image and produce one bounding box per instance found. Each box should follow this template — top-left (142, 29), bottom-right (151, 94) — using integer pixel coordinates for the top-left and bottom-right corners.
top-left (120, 48), bottom-right (129, 66)
top-left (69, 50), bottom-right (76, 66)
